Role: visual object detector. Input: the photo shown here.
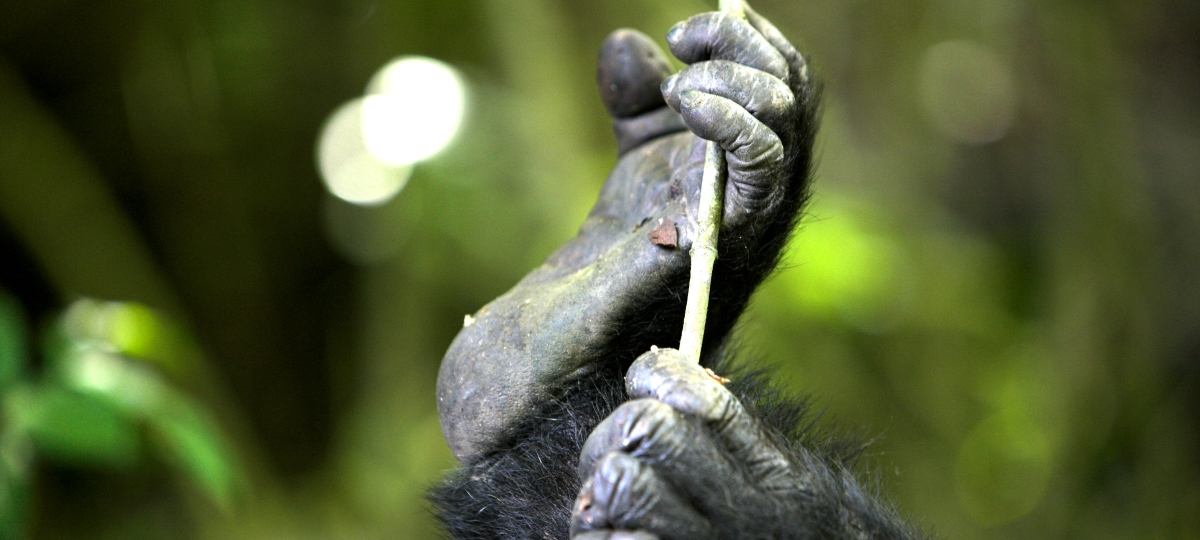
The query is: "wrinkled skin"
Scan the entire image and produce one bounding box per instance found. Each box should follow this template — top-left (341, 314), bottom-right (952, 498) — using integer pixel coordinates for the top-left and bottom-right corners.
top-left (438, 6), bottom-right (817, 463)
top-left (433, 6), bottom-right (920, 540)
top-left (567, 347), bottom-right (923, 540)
top-left (572, 349), bottom-right (859, 539)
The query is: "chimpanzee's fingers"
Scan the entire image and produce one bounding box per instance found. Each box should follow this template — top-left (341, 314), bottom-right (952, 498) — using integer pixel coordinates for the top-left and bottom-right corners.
top-left (572, 531), bottom-right (660, 540)
top-left (579, 399), bottom-right (765, 524)
top-left (677, 90), bottom-right (786, 220)
top-left (743, 5), bottom-right (810, 87)
top-left (666, 12), bottom-right (789, 81)
top-left (626, 348), bottom-right (799, 491)
top-left (571, 452), bottom-right (715, 540)
top-left (598, 29), bottom-right (689, 154)
top-left (578, 399), bottom-right (753, 494)
top-left (662, 60), bottom-right (795, 136)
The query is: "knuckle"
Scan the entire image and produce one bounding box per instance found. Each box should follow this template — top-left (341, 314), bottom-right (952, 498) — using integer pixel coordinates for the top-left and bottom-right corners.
top-left (573, 533), bottom-right (658, 540)
top-left (738, 122), bottom-right (784, 158)
top-left (766, 56), bottom-right (789, 79)
top-left (592, 452), bottom-right (649, 513)
top-left (572, 478), bottom-right (607, 534)
top-left (616, 399), bottom-right (681, 452)
top-left (662, 374), bottom-right (737, 422)
top-left (616, 398), bottom-right (673, 428)
top-left (570, 533), bottom-right (610, 540)
top-left (708, 390), bottom-right (742, 426)
top-left (691, 380), bottom-right (741, 423)
top-left (699, 11), bottom-right (729, 31)
top-left (626, 348), bottom-right (691, 397)
top-left (627, 351), bottom-right (736, 417)
top-left (573, 533), bottom-right (653, 540)
top-left (761, 134), bottom-right (785, 163)
top-left (595, 450), bottom-right (638, 478)
top-left (580, 416), bottom-right (620, 478)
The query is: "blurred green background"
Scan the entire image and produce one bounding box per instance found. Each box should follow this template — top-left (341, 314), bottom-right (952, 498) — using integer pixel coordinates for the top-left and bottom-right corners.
top-left (1, 0), bottom-right (1198, 538)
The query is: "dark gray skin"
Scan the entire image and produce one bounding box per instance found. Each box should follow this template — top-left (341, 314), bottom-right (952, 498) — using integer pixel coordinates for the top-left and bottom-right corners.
top-left (435, 9), bottom-right (925, 538)
top-left (572, 348), bottom-right (828, 540)
top-left (438, 7), bottom-right (815, 464)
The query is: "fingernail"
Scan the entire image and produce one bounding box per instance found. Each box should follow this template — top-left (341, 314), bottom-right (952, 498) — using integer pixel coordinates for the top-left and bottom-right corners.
top-left (666, 22), bottom-right (685, 45)
top-left (661, 74), bottom-right (677, 96)
top-left (679, 89), bottom-right (700, 107)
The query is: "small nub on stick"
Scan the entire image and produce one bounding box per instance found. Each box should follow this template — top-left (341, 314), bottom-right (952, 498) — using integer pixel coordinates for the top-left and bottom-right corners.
top-left (718, 0), bottom-right (745, 17)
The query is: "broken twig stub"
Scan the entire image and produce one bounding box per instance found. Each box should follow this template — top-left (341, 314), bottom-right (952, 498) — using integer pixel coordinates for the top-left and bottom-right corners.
top-left (648, 218), bottom-right (678, 248)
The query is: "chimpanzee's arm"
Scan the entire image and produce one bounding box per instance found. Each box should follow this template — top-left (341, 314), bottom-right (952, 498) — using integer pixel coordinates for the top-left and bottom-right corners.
top-left (431, 6), bottom-right (924, 539)
top-left (436, 5), bottom-right (817, 466)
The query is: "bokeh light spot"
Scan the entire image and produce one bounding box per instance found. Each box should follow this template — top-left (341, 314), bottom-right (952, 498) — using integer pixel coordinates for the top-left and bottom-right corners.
top-left (362, 56), bottom-right (466, 166)
top-left (784, 200), bottom-right (904, 330)
top-left (918, 40), bottom-right (1016, 144)
top-left (316, 56), bottom-right (465, 207)
top-left (317, 99), bottom-right (414, 206)
top-left (956, 412), bottom-right (1053, 526)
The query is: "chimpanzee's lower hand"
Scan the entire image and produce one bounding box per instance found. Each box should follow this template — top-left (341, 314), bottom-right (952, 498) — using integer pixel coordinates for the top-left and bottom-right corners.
top-left (438, 6), bottom-right (817, 464)
top-left (570, 348), bottom-right (913, 540)
top-left (570, 348), bottom-right (783, 540)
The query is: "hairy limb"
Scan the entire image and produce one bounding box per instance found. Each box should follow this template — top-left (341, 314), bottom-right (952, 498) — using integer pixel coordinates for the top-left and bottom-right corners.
top-left (437, 4), bottom-right (818, 465)
top-left (571, 350), bottom-right (924, 540)
top-left (431, 5), bottom-right (923, 540)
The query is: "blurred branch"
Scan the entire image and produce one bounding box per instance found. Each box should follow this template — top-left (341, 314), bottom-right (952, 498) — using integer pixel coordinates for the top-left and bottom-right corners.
top-left (0, 58), bottom-right (181, 314)
top-left (0, 57), bottom-right (278, 516)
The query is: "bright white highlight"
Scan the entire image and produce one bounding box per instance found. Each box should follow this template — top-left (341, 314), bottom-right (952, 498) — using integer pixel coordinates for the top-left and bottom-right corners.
top-left (361, 56), bottom-right (466, 166)
top-left (316, 56), bottom-right (465, 206)
top-left (318, 100), bottom-right (414, 206)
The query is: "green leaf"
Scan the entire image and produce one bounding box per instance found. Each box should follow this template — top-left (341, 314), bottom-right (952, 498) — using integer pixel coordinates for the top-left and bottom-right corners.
top-left (0, 461), bottom-right (31, 540)
top-left (8, 385), bottom-right (139, 468)
top-left (149, 401), bottom-right (240, 511)
top-left (0, 291), bottom-right (28, 390)
top-left (46, 307), bottom-right (243, 510)
top-left (0, 419), bottom-right (33, 540)
top-left (60, 299), bottom-right (201, 380)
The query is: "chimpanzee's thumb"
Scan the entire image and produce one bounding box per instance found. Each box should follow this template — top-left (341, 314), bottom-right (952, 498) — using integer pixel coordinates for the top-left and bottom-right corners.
top-left (597, 29), bottom-right (673, 118)
top-left (597, 30), bottom-right (688, 155)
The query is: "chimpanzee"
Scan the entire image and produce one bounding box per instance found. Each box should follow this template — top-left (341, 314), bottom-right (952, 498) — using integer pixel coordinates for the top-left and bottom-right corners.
top-left (430, 6), bottom-right (925, 539)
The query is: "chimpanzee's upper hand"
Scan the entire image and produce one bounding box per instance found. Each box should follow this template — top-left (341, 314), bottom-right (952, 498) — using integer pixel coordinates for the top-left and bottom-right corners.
top-left (437, 6), bottom-right (817, 463)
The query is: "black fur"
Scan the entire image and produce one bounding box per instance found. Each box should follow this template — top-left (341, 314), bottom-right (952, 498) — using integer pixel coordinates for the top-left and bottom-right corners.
top-left (429, 10), bottom-right (924, 538)
top-left (429, 345), bottom-right (923, 539)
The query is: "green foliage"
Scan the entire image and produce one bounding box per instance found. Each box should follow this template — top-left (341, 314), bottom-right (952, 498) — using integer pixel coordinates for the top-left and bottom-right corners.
top-left (48, 300), bottom-right (244, 509)
top-left (956, 411), bottom-right (1053, 525)
top-left (0, 295), bottom-right (244, 537)
top-left (7, 384), bottom-right (139, 467)
top-left (60, 299), bottom-right (202, 380)
top-left (0, 292), bottom-right (26, 390)
top-left (0, 291), bottom-right (31, 540)
top-left (0, 445), bottom-right (31, 540)
top-left (148, 402), bottom-right (239, 512)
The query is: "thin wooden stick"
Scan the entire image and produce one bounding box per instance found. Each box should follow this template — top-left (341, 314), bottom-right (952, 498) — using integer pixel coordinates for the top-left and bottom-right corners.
top-left (718, 0), bottom-right (745, 17)
top-left (678, 0), bottom-right (746, 363)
